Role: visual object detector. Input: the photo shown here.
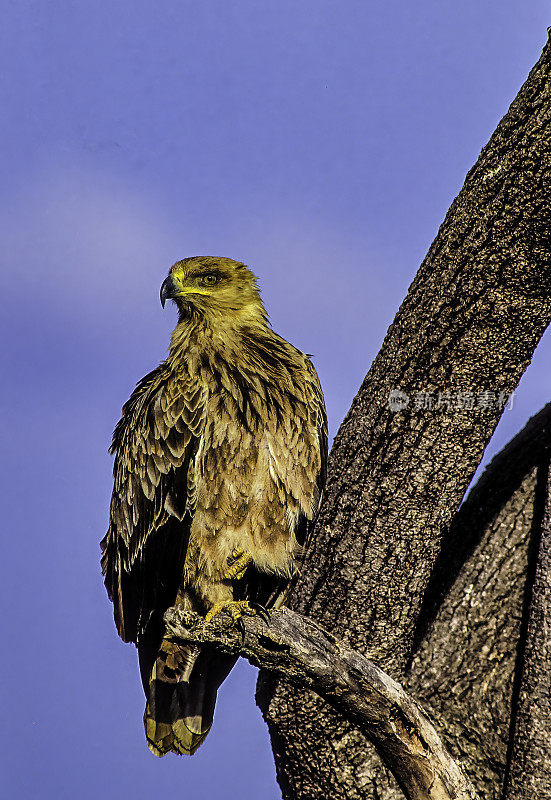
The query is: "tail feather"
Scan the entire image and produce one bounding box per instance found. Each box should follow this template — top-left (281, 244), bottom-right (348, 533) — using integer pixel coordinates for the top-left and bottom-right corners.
top-left (143, 638), bottom-right (237, 756)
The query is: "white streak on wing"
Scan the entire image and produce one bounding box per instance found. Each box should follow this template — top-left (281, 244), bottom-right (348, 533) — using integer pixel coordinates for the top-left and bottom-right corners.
top-left (286, 506), bottom-right (299, 532)
top-left (266, 438), bottom-right (284, 482)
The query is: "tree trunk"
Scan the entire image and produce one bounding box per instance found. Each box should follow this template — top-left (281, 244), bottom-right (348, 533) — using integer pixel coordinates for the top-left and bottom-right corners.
top-left (409, 405), bottom-right (551, 798)
top-left (502, 458), bottom-right (551, 798)
top-left (257, 32), bottom-right (551, 800)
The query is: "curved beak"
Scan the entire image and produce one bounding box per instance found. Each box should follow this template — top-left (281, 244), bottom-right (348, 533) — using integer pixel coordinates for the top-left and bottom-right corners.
top-left (160, 275), bottom-right (175, 308)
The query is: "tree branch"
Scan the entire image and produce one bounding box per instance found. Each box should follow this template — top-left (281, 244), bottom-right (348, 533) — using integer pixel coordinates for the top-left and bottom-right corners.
top-left (164, 605), bottom-right (478, 800)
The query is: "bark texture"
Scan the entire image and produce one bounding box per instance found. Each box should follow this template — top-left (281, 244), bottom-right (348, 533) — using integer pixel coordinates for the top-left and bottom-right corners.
top-left (164, 606), bottom-right (478, 800)
top-left (257, 33), bottom-right (551, 800)
top-left (503, 460), bottom-right (551, 798)
top-left (409, 405), bottom-right (551, 798)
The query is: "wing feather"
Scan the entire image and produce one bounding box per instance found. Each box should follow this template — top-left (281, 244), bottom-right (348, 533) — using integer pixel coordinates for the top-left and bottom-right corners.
top-left (101, 364), bottom-right (206, 643)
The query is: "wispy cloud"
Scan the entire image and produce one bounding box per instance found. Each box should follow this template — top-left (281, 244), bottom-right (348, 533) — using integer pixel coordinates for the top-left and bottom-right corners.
top-left (1, 161), bottom-right (181, 323)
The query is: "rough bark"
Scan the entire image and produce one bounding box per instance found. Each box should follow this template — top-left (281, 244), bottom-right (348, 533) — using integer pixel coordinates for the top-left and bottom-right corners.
top-left (257, 32), bottom-right (551, 800)
top-left (253, 405), bottom-right (551, 800)
top-left (164, 606), bottom-right (478, 800)
top-left (408, 405), bottom-right (551, 798)
top-left (502, 459), bottom-right (551, 798)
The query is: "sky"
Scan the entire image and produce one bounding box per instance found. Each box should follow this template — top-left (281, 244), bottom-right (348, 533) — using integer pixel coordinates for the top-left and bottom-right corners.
top-left (1, 2), bottom-right (550, 799)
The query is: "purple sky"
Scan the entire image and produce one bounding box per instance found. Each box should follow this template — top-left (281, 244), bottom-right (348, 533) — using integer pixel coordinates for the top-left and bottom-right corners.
top-left (2, 3), bottom-right (550, 798)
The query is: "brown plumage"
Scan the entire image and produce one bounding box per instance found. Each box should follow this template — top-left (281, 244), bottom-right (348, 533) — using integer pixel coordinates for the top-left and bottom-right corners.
top-left (101, 256), bottom-right (327, 756)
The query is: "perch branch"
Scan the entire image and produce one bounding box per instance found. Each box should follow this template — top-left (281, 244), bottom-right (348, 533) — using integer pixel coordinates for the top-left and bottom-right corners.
top-left (164, 605), bottom-right (478, 800)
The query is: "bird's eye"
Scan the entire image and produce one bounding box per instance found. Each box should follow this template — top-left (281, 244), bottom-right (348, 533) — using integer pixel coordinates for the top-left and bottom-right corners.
top-left (201, 274), bottom-right (219, 286)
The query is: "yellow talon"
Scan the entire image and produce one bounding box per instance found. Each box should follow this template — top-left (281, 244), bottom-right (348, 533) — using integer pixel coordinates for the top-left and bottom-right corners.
top-left (205, 600), bottom-right (255, 624)
top-left (223, 549), bottom-right (253, 581)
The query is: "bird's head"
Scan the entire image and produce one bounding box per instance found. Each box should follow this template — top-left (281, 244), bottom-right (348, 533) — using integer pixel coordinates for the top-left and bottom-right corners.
top-left (160, 256), bottom-right (267, 324)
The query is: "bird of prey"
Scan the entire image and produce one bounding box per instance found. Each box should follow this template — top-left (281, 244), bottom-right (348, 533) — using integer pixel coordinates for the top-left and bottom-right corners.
top-left (101, 256), bottom-right (327, 757)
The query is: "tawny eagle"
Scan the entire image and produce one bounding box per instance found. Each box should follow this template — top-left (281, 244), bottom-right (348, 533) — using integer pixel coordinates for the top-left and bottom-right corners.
top-left (101, 257), bottom-right (327, 756)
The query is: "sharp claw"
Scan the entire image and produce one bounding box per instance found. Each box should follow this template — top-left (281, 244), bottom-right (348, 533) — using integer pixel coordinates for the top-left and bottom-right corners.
top-left (250, 602), bottom-right (270, 624)
top-left (235, 616), bottom-right (245, 641)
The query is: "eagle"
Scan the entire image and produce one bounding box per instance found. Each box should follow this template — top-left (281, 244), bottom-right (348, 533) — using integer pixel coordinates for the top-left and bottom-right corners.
top-left (101, 256), bottom-right (327, 756)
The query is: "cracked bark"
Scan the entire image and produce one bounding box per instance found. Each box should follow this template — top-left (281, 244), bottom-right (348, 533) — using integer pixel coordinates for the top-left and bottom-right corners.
top-left (255, 32), bottom-right (551, 800)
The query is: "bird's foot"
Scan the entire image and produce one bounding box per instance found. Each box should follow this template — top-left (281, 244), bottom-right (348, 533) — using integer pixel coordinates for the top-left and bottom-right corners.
top-left (223, 549), bottom-right (253, 581)
top-left (205, 599), bottom-right (256, 625)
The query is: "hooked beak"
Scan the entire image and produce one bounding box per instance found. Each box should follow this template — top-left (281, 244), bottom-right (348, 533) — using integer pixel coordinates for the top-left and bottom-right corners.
top-left (160, 276), bottom-right (175, 308)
